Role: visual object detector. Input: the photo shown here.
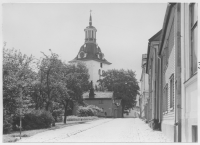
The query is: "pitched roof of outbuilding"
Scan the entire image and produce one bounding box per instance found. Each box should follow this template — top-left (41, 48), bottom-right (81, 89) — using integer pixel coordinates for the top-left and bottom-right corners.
top-left (83, 91), bottom-right (113, 99)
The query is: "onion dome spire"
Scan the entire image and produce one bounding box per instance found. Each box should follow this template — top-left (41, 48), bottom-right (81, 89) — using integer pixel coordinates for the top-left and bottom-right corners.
top-left (89, 10), bottom-right (92, 26)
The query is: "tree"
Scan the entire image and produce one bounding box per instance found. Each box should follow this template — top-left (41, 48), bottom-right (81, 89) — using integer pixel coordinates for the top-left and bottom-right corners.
top-left (38, 51), bottom-right (64, 111)
top-left (99, 69), bottom-right (140, 117)
top-left (3, 44), bottom-right (36, 133)
top-left (3, 45), bottom-right (36, 116)
top-left (50, 62), bottom-right (90, 124)
top-left (61, 62), bottom-right (90, 123)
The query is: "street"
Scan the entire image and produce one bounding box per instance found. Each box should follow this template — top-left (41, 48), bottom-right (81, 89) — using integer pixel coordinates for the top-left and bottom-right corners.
top-left (17, 118), bottom-right (171, 142)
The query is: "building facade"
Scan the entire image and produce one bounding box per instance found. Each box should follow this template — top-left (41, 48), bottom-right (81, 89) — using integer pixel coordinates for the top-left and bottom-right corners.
top-left (146, 30), bottom-right (162, 130)
top-left (159, 4), bottom-right (176, 141)
top-left (139, 54), bottom-right (149, 120)
top-left (144, 3), bottom-right (198, 142)
top-left (72, 92), bottom-right (122, 118)
top-left (69, 13), bottom-right (111, 88)
top-left (180, 3), bottom-right (198, 142)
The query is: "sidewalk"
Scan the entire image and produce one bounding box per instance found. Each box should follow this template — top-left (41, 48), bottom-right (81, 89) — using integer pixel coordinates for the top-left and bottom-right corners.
top-left (3, 118), bottom-right (101, 142)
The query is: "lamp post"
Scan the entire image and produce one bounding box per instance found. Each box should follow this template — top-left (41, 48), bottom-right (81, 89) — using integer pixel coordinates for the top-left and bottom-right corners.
top-left (19, 87), bottom-right (23, 139)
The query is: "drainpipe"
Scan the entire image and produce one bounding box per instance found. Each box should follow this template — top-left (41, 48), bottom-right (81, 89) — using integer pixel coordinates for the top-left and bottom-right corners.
top-left (175, 4), bottom-right (182, 142)
top-left (149, 46), bottom-right (159, 122)
top-left (157, 55), bottom-right (162, 125)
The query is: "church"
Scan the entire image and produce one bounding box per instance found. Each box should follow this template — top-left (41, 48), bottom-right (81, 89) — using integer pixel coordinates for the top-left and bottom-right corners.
top-left (70, 12), bottom-right (122, 118)
top-left (69, 12), bottom-right (111, 88)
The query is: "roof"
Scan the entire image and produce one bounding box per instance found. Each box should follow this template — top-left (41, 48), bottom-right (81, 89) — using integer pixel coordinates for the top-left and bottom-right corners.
top-left (83, 91), bottom-right (113, 99)
top-left (146, 30), bottom-right (162, 73)
top-left (86, 26), bottom-right (97, 29)
top-left (149, 29), bottom-right (162, 41)
top-left (159, 3), bottom-right (176, 55)
top-left (69, 42), bottom-right (112, 65)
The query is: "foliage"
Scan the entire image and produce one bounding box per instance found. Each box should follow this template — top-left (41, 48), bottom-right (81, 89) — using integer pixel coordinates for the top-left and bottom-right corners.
top-left (64, 62), bottom-right (90, 102)
top-left (3, 44), bottom-right (90, 130)
top-left (12, 110), bottom-right (54, 131)
top-left (51, 102), bottom-right (64, 122)
top-left (3, 109), bottom-right (13, 134)
top-left (37, 52), bottom-right (64, 111)
top-left (3, 45), bottom-right (36, 116)
top-left (3, 44), bottom-right (37, 134)
top-left (98, 69), bottom-right (140, 117)
top-left (77, 105), bottom-right (103, 117)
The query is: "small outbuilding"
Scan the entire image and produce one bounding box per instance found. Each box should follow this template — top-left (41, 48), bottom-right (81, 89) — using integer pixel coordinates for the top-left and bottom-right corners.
top-left (73, 92), bottom-right (122, 118)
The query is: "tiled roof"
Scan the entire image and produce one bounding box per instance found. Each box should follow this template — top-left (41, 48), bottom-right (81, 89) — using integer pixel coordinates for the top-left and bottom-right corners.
top-left (83, 92), bottom-right (113, 99)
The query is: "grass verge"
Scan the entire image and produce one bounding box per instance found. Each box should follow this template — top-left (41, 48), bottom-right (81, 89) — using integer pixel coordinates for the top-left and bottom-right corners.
top-left (3, 116), bottom-right (99, 143)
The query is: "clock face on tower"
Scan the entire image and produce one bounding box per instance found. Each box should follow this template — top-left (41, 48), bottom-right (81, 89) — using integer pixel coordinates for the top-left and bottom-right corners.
top-left (80, 51), bottom-right (85, 58)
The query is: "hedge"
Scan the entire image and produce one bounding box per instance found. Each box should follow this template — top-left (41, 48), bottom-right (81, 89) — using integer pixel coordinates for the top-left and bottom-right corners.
top-left (12, 110), bottom-right (55, 131)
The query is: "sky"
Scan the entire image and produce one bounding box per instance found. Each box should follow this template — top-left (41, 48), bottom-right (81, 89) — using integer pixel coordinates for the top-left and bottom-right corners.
top-left (2, 2), bottom-right (167, 85)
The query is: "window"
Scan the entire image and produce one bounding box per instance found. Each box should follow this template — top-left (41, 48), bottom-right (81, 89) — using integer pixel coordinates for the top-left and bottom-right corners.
top-left (100, 63), bottom-right (103, 68)
top-left (98, 69), bottom-right (101, 75)
top-left (163, 84), bottom-right (168, 113)
top-left (170, 74), bottom-right (174, 109)
top-left (190, 3), bottom-right (198, 76)
top-left (192, 125), bottom-right (198, 142)
top-left (163, 88), bottom-right (165, 113)
top-left (162, 55), bottom-right (166, 85)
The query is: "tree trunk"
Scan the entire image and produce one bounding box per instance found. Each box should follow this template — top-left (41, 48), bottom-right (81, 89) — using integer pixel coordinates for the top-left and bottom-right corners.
top-left (63, 107), bottom-right (67, 124)
top-left (63, 100), bottom-right (69, 124)
top-left (45, 102), bottom-right (50, 111)
top-left (121, 100), bottom-right (125, 118)
top-left (121, 105), bottom-right (124, 118)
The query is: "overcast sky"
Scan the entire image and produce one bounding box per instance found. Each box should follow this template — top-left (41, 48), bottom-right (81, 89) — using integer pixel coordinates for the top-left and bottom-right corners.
top-left (3, 3), bottom-right (167, 84)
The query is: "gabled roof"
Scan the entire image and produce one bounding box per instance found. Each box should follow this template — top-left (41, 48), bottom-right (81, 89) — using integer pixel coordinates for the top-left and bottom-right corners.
top-left (159, 3), bottom-right (176, 55)
top-left (149, 29), bottom-right (162, 42)
top-left (146, 30), bottom-right (162, 73)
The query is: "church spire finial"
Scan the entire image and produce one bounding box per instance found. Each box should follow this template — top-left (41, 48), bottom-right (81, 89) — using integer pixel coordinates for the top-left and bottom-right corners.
top-left (89, 10), bottom-right (92, 26)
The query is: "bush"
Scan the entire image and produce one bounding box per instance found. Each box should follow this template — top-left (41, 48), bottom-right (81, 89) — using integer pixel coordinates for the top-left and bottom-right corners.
top-left (52, 109), bottom-right (64, 122)
top-left (12, 110), bottom-right (55, 131)
top-left (3, 109), bottom-right (13, 134)
top-left (77, 105), bottom-right (103, 117)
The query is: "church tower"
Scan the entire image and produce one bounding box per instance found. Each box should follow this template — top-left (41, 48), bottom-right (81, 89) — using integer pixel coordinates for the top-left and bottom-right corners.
top-left (69, 11), bottom-right (112, 88)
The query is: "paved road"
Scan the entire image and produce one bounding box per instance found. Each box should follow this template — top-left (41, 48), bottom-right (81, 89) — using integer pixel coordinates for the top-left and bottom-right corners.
top-left (18, 118), bottom-right (171, 143)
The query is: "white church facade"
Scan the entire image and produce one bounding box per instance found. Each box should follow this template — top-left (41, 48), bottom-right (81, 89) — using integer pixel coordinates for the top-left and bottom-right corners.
top-left (69, 13), bottom-right (111, 88)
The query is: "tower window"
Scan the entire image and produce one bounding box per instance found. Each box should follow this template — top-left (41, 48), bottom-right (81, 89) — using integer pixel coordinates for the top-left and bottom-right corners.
top-left (100, 63), bottom-right (103, 68)
top-left (99, 69), bottom-right (101, 75)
